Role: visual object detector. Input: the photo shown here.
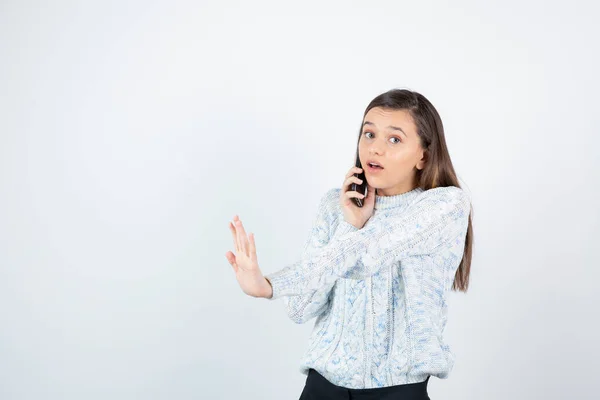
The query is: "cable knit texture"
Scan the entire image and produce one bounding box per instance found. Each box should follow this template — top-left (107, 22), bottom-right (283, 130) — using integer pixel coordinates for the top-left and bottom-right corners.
top-left (264, 185), bottom-right (471, 389)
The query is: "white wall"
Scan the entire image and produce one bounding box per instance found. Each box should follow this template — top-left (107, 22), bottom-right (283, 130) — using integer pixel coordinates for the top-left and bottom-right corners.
top-left (1, 0), bottom-right (598, 399)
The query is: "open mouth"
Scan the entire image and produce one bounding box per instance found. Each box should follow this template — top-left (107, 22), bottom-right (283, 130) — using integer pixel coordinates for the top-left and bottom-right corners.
top-left (367, 163), bottom-right (384, 169)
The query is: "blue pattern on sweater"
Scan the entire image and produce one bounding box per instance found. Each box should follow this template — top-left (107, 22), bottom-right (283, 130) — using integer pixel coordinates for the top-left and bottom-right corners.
top-left (265, 185), bottom-right (471, 389)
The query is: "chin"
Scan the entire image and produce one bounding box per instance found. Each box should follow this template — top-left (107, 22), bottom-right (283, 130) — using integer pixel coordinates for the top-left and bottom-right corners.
top-left (367, 184), bottom-right (383, 194)
top-left (366, 178), bottom-right (384, 188)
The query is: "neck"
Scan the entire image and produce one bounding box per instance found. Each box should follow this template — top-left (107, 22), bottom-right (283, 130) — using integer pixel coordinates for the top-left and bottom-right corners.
top-left (374, 186), bottom-right (423, 211)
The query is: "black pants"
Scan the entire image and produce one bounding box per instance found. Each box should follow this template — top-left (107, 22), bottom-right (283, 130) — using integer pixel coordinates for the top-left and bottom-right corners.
top-left (299, 368), bottom-right (430, 400)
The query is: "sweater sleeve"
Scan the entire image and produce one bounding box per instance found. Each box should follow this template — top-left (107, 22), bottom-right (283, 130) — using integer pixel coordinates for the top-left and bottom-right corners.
top-left (266, 186), bottom-right (470, 299)
top-left (264, 188), bottom-right (358, 324)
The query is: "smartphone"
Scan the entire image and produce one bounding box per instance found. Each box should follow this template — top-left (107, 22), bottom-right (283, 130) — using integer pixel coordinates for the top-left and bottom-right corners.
top-left (350, 156), bottom-right (367, 207)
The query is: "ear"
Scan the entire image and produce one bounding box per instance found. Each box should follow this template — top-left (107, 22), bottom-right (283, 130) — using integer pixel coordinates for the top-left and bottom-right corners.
top-left (416, 149), bottom-right (427, 170)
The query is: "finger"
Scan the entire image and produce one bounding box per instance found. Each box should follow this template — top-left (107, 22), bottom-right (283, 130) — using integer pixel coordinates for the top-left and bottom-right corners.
top-left (344, 190), bottom-right (365, 200)
top-left (248, 232), bottom-right (257, 262)
top-left (343, 175), bottom-right (363, 188)
top-left (229, 221), bottom-right (240, 253)
top-left (369, 184), bottom-right (377, 197)
top-left (225, 251), bottom-right (239, 273)
top-left (235, 219), bottom-right (248, 255)
top-left (365, 185), bottom-right (375, 205)
top-left (345, 166), bottom-right (363, 179)
top-left (349, 166), bottom-right (363, 175)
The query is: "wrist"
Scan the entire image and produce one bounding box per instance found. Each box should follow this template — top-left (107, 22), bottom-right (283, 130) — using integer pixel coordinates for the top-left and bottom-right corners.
top-left (336, 219), bottom-right (361, 236)
top-left (262, 277), bottom-right (273, 299)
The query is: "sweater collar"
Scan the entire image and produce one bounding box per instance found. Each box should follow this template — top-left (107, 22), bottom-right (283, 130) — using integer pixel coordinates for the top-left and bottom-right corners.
top-left (374, 187), bottom-right (424, 211)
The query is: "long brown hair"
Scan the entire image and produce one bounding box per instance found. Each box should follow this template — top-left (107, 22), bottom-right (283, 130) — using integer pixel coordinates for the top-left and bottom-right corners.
top-left (355, 88), bottom-right (474, 292)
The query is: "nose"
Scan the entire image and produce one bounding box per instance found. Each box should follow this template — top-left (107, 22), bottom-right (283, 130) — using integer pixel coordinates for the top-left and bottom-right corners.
top-left (369, 145), bottom-right (383, 156)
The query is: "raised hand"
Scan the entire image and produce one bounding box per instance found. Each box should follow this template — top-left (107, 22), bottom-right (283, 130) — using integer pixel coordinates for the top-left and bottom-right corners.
top-left (225, 215), bottom-right (273, 298)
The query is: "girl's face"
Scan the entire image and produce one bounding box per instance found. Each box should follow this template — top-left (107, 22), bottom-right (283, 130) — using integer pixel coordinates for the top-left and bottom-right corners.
top-left (358, 107), bottom-right (426, 196)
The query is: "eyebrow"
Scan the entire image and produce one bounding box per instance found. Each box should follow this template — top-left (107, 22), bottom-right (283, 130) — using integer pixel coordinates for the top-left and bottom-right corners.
top-left (362, 121), bottom-right (407, 138)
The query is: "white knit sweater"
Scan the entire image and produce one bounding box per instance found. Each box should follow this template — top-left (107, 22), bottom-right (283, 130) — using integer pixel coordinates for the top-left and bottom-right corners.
top-left (265, 185), bottom-right (471, 389)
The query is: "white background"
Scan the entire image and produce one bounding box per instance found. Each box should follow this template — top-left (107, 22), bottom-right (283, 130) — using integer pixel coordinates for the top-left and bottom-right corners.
top-left (1, 0), bottom-right (598, 399)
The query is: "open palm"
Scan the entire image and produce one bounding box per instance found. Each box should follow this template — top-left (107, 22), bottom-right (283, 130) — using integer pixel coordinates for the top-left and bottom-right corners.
top-left (225, 215), bottom-right (272, 298)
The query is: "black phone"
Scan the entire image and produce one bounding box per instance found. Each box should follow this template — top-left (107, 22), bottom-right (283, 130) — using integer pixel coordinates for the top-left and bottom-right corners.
top-left (350, 156), bottom-right (367, 207)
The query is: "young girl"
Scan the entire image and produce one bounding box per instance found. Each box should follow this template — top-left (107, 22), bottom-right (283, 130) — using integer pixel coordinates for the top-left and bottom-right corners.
top-left (226, 88), bottom-right (473, 400)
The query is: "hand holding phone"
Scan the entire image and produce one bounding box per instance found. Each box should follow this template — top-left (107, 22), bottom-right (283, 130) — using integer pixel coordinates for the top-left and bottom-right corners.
top-left (350, 159), bottom-right (367, 207)
top-left (340, 164), bottom-right (375, 229)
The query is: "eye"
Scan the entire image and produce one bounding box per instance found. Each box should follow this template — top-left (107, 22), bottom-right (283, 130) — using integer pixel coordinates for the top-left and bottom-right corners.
top-left (363, 131), bottom-right (401, 144)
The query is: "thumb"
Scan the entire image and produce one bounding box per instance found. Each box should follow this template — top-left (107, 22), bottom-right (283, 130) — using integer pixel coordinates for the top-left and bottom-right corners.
top-left (366, 185), bottom-right (376, 204)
